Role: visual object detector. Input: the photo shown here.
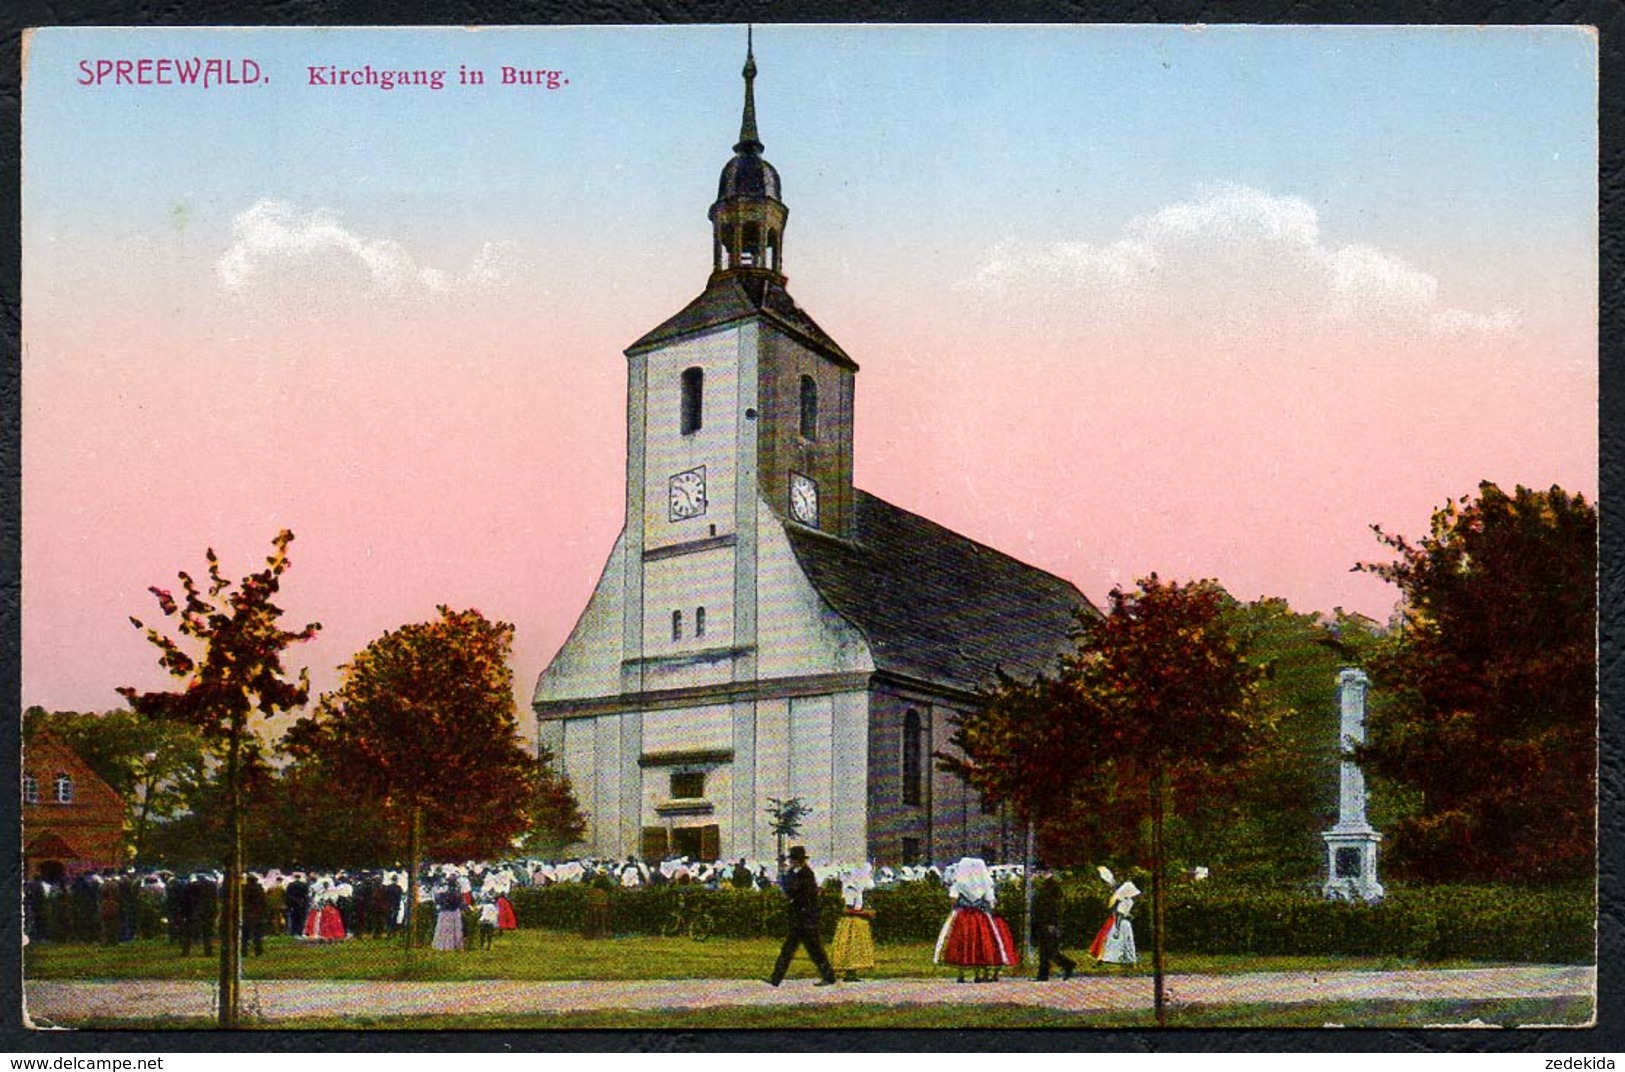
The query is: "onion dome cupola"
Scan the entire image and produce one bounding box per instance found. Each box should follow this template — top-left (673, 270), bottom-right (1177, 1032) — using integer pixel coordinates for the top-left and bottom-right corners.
top-left (710, 29), bottom-right (788, 283)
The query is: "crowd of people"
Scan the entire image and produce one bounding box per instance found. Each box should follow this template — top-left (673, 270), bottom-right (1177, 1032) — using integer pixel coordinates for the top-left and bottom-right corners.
top-left (25, 853), bottom-right (1141, 980)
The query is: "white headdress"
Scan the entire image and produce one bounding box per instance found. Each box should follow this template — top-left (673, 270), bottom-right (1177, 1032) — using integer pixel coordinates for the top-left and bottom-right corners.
top-left (947, 857), bottom-right (995, 906)
top-left (1109, 880), bottom-right (1141, 906)
top-left (841, 863), bottom-right (875, 909)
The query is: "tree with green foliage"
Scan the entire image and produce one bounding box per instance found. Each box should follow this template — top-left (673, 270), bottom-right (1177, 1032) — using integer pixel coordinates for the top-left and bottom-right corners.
top-left (765, 796), bottom-right (811, 874)
top-left (119, 530), bottom-right (320, 1028)
top-left (246, 757), bottom-right (396, 870)
top-left (285, 607), bottom-right (539, 947)
top-left (1356, 482), bottom-right (1596, 884)
top-left (1180, 601), bottom-right (1386, 884)
top-left (514, 746), bottom-right (588, 857)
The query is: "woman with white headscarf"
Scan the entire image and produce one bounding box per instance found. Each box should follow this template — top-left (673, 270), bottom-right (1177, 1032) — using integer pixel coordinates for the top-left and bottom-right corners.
top-left (1088, 868), bottom-right (1139, 965)
top-left (830, 864), bottom-right (877, 981)
top-left (933, 857), bottom-right (1019, 983)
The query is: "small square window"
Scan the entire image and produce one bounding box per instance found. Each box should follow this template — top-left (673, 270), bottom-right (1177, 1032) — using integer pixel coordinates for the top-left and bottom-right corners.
top-left (671, 771), bottom-right (706, 800)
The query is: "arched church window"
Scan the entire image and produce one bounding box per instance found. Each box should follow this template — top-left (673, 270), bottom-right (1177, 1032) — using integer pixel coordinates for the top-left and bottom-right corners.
top-left (22, 773), bottom-right (37, 805)
top-left (767, 229), bottom-right (779, 271)
top-left (902, 710), bottom-right (923, 806)
top-left (672, 610), bottom-right (684, 641)
top-left (695, 606), bottom-right (706, 638)
top-left (680, 367), bottom-right (704, 435)
top-left (799, 375), bottom-right (819, 440)
top-left (54, 772), bottom-right (73, 805)
top-left (741, 222), bottom-right (760, 267)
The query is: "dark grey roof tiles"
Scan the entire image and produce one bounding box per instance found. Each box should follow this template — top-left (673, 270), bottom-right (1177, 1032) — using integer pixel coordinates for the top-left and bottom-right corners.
top-left (627, 274), bottom-right (856, 369)
top-left (784, 490), bottom-right (1096, 693)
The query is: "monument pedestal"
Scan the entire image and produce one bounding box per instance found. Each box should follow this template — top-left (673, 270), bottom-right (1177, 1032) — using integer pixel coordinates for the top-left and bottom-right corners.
top-left (1321, 826), bottom-right (1384, 902)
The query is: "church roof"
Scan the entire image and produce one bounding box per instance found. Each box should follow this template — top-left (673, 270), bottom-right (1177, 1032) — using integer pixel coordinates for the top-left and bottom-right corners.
top-left (626, 274), bottom-right (857, 369)
top-left (785, 490), bottom-right (1097, 694)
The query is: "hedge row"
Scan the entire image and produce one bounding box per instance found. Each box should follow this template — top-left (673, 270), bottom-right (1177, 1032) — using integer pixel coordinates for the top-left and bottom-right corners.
top-left (500, 878), bottom-right (1594, 964)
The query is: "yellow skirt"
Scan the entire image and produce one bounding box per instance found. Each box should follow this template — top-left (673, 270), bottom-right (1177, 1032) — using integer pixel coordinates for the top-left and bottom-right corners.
top-left (831, 914), bottom-right (876, 971)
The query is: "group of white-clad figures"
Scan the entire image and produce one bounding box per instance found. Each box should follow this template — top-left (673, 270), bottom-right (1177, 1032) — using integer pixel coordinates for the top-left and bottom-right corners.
top-left (811, 856), bottom-right (1140, 984)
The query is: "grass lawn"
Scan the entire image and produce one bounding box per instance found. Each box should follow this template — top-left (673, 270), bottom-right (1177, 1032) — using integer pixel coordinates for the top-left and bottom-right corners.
top-left (23, 930), bottom-right (1521, 982)
top-left (50, 996), bottom-right (1595, 1031)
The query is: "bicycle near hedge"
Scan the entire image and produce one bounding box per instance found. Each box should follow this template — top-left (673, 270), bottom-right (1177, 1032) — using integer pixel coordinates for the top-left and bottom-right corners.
top-left (660, 893), bottom-right (716, 942)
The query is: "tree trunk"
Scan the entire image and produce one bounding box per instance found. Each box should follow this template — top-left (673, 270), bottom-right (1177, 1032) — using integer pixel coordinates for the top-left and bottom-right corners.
top-left (134, 780), bottom-right (154, 868)
top-left (1151, 766), bottom-right (1167, 1027)
top-left (218, 717), bottom-right (243, 1030)
top-left (1022, 816), bottom-right (1036, 968)
top-left (405, 804), bottom-right (423, 951)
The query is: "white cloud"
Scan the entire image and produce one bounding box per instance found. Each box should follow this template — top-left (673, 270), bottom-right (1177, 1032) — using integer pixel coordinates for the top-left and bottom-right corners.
top-left (961, 184), bottom-right (1516, 335)
top-left (217, 200), bottom-right (518, 296)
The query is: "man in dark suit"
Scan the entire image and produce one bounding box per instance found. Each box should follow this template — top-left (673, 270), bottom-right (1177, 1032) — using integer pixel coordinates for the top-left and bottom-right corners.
top-left (1032, 873), bottom-right (1076, 981)
top-left (181, 874), bottom-right (217, 957)
top-left (284, 875), bottom-right (309, 937)
top-left (241, 874), bottom-right (267, 956)
top-left (766, 846), bottom-right (836, 987)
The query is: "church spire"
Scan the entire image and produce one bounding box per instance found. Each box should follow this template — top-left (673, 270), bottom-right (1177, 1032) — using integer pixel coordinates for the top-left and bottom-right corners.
top-left (736, 26), bottom-right (762, 155)
top-left (710, 27), bottom-right (787, 282)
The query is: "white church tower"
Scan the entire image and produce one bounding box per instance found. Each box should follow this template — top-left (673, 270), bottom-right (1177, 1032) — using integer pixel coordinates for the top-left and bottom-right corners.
top-left (534, 34), bottom-right (1092, 868)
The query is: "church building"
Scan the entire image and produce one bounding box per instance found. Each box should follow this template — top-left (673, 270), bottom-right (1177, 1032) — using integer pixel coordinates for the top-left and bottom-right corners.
top-left (534, 38), bottom-right (1094, 867)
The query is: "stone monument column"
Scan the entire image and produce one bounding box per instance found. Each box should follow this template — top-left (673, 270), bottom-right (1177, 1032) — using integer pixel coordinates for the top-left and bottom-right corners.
top-left (1322, 668), bottom-right (1385, 901)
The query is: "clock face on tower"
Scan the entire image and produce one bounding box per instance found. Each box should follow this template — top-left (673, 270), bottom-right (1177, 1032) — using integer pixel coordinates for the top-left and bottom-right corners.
top-left (789, 472), bottom-right (819, 527)
top-left (668, 467), bottom-right (708, 522)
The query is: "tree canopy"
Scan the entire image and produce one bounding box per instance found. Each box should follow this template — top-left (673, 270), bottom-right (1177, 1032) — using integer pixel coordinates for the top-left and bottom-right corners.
top-left (119, 530), bottom-right (320, 745)
top-left (285, 606), bottom-right (542, 862)
top-left (1357, 482), bottom-right (1596, 883)
top-left (514, 745), bottom-right (588, 858)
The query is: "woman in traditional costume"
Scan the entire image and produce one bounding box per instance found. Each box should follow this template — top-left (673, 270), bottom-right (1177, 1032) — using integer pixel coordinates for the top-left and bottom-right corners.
top-left (831, 864), bottom-right (877, 981)
top-left (495, 890), bottom-right (518, 931)
top-left (432, 882), bottom-right (465, 951)
top-left (933, 857), bottom-right (1019, 983)
top-left (1088, 868), bottom-right (1139, 966)
top-left (301, 878), bottom-right (347, 941)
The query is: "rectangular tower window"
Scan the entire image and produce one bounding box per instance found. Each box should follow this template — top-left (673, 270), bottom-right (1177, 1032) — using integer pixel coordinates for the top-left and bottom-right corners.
top-left (902, 837), bottom-right (922, 866)
top-left (680, 367), bottom-right (704, 435)
top-left (695, 606), bottom-right (706, 638)
top-left (671, 609), bottom-right (683, 641)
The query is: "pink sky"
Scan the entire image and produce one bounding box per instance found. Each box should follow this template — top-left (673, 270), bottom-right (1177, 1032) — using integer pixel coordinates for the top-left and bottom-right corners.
top-left (20, 28), bottom-right (1597, 741)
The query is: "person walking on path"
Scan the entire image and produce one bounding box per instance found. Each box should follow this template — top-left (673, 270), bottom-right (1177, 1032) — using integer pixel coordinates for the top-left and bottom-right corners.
top-left (1089, 872), bottom-right (1140, 966)
top-left (1032, 873), bottom-right (1076, 981)
top-left (831, 863), bottom-right (877, 982)
top-left (934, 856), bottom-right (1019, 983)
top-left (766, 846), bottom-right (837, 987)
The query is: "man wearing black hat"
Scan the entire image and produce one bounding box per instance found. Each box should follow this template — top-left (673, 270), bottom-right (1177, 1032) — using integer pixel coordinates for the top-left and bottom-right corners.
top-left (766, 846), bottom-right (837, 987)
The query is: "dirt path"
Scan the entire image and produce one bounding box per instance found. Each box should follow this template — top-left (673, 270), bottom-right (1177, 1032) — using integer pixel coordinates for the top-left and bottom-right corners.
top-left (24, 965), bottom-right (1595, 1026)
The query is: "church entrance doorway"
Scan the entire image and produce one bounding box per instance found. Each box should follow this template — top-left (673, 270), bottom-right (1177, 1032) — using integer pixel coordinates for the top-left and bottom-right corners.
top-left (671, 824), bottom-right (720, 861)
